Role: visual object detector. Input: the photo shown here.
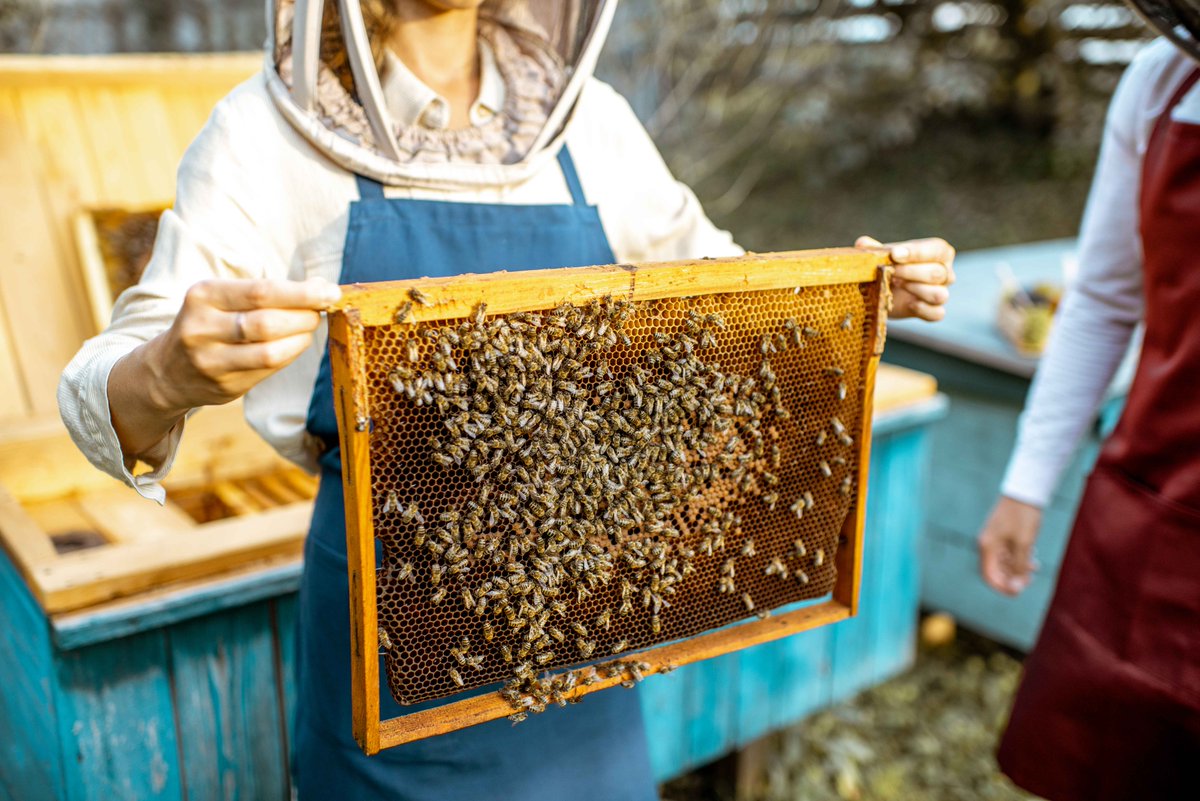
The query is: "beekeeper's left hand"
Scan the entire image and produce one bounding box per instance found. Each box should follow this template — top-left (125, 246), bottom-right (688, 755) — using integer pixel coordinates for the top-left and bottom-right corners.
top-left (856, 236), bottom-right (955, 322)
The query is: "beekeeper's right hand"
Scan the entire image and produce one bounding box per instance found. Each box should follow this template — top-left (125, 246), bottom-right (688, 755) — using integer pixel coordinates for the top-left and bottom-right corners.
top-left (108, 277), bottom-right (341, 459)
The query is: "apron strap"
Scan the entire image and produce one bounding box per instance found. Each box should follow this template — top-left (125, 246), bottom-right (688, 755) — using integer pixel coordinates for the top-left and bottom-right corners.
top-left (354, 148), bottom-right (587, 205)
top-left (557, 146), bottom-right (587, 206)
top-left (354, 173), bottom-right (386, 200)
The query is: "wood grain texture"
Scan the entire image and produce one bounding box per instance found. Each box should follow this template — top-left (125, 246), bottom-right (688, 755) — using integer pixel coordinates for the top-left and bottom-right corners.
top-left (54, 631), bottom-right (184, 801)
top-left (0, 53), bottom-right (260, 88)
top-left (334, 248), bottom-right (887, 327)
top-left (170, 602), bottom-right (289, 801)
top-left (0, 547), bottom-right (64, 801)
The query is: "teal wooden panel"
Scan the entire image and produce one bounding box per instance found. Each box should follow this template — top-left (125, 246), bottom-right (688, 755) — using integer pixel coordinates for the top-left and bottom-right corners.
top-left (640, 669), bottom-right (688, 782)
top-left (272, 594), bottom-right (299, 780)
top-left (169, 603), bottom-right (288, 801)
top-left (869, 430), bottom-right (925, 678)
top-left (0, 550), bottom-right (64, 801)
top-left (54, 631), bottom-right (184, 801)
top-left (681, 651), bottom-right (740, 770)
top-left (52, 563), bottom-right (301, 651)
top-left (734, 624), bottom-right (833, 744)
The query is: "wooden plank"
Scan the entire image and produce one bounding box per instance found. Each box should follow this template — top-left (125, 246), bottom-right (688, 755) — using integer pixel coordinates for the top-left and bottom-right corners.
top-left (0, 546), bottom-right (65, 801)
top-left (0, 486), bottom-right (59, 590)
top-left (74, 488), bottom-right (197, 544)
top-left (272, 594), bottom-right (300, 774)
top-left (169, 602), bottom-right (289, 801)
top-left (638, 668), bottom-right (688, 783)
top-left (376, 600), bottom-right (851, 749)
top-left (0, 114), bottom-right (91, 416)
top-left (111, 88), bottom-right (181, 203)
top-left (0, 92), bottom-right (32, 421)
top-left (873, 363), bottom-right (937, 415)
top-left (329, 311), bottom-right (380, 755)
top-left (0, 53), bottom-right (260, 89)
top-left (71, 87), bottom-right (150, 207)
top-left (35, 504), bottom-right (310, 613)
top-left (0, 402), bottom-right (290, 505)
top-left (683, 653), bottom-right (740, 770)
top-left (51, 558), bottom-right (302, 651)
top-left (334, 248), bottom-right (888, 327)
top-left (54, 631), bottom-right (184, 801)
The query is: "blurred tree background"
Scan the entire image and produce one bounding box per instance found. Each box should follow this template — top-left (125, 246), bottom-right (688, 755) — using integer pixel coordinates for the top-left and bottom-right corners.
top-left (0, 0), bottom-right (1152, 249)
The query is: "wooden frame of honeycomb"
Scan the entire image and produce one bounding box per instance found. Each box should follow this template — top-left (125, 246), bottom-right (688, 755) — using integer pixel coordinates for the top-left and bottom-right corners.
top-left (327, 248), bottom-right (892, 754)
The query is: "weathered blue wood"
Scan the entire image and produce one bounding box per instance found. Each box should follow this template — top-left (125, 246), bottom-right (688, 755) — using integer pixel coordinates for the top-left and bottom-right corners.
top-left (640, 669), bottom-right (689, 782)
top-left (169, 602), bottom-right (288, 801)
top-left (0, 549), bottom-right (64, 801)
top-left (681, 650), bottom-right (741, 771)
top-left (53, 631), bottom-right (184, 801)
top-left (52, 562), bottom-right (303, 651)
top-left (273, 593), bottom-right (299, 773)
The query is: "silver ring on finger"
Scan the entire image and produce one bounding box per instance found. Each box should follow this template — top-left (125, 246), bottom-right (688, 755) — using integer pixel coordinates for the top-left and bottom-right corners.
top-left (233, 311), bottom-right (248, 343)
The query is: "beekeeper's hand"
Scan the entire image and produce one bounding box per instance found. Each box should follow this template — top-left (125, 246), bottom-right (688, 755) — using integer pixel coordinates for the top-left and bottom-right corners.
top-left (107, 277), bottom-right (341, 459)
top-left (856, 236), bottom-right (955, 322)
top-left (977, 496), bottom-right (1043, 596)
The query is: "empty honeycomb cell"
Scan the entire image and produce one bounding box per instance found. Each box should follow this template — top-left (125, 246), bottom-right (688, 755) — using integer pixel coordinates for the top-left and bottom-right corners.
top-left (346, 282), bottom-right (875, 712)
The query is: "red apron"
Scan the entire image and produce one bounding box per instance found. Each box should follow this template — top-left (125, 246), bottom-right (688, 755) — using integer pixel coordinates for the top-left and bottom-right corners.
top-left (997, 70), bottom-right (1200, 800)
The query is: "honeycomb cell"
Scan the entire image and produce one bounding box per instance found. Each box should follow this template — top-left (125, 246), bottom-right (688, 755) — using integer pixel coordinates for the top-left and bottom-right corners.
top-left (347, 284), bottom-right (875, 710)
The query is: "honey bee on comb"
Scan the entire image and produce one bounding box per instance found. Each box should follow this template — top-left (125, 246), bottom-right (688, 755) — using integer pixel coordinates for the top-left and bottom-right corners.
top-left (342, 275), bottom-right (876, 728)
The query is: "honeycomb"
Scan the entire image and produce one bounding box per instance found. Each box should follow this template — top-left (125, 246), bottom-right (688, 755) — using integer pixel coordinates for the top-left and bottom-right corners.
top-left (342, 278), bottom-right (878, 712)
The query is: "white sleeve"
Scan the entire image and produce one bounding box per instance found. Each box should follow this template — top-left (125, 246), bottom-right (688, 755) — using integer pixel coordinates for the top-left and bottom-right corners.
top-left (571, 80), bottom-right (744, 262)
top-left (999, 59), bottom-right (1149, 508)
top-left (57, 88), bottom-right (290, 502)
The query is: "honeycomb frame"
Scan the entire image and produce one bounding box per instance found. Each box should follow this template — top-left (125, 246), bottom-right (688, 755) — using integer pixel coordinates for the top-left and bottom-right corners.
top-left (327, 248), bottom-right (893, 754)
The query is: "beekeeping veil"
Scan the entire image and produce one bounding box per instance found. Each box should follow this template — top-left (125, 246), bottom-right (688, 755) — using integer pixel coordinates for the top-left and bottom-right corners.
top-left (1127, 0), bottom-right (1200, 62)
top-left (264, 0), bottom-right (617, 186)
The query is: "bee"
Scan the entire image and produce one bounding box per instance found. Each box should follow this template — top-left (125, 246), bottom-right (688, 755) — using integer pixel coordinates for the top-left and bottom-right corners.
top-left (406, 338), bottom-right (420, 363)
top-left (474, 302), bottom-right (487, 326)
top-left (431, 587), bottom-right (447, 605)
top-left (378, 628), bottom-right (393, 651)
top-left (500, 644), bottom-right (513, 663)
top-left (814, 548), bottom-right (825, 567)
top-left (393, 301), bottom-right (413, 325)
top-left (508, 712), bottom-right (528, 725)
top-left (793, 539), bottom-right (807, 557)
top-left (790, 496), bottom-right (806, 519)
top-left (741, 538), bottom-right (756, 557)
top-left (397, 562), bottom-right (414, 582)
top-left (449, 667), bottom-right (464, 687)
top-left (797, 569), bottom-right (810, 585)
top-left (841, 476), bottom-right (853, 497)
top-left (596, 609), bottom-right (612, 630)
top-left (462, 588), bottom-right (475, 610)
top-left (826, 366), bottom-right (844, 378)
top-left (401, 501), bottom-right (424, 524)
top-left (841, 313), bottom-right (854, 331)
top-left (650, 615), bottom-right (662, 635)
top-left (762, 491), bottom-right (779, 510)
top-left (535, 651), bottom-right (555, 665)
top-left (803, 326), bottom-right (820, 338)
top-left (755, 609), bottom-right (771, 620)
top-left (816, 430), bottom-right (828, 447)
top-left (431, 564), bottom-right (446, 585)
top-left (409, 287), bottom-right (433, 307)
top-left (382, 491), bottom-right (399, 515)
top-left (577, 639), bottom-right (596, 659)
top-left (571, 622), bottom-right (588, 637)
top-left (819, 460), bottom-right (833, 478)
top-left (742, 593), bottom-right (755, 612)
top-left (611, 639), bottom-right (629, 655)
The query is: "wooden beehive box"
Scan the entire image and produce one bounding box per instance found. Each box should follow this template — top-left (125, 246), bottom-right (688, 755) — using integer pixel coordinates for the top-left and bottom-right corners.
top-left (0, 53), bottom-right (318, 615)
top-left (329, 249), bottom-right (892, 752)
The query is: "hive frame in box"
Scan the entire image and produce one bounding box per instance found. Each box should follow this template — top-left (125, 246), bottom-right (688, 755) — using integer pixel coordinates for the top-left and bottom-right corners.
top-left (327, 248), bottom-right (892, 754)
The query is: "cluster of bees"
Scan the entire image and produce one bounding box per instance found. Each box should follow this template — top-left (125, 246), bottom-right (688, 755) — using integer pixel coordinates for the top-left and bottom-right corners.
top-left (377, 289), bottom-right (858, 721)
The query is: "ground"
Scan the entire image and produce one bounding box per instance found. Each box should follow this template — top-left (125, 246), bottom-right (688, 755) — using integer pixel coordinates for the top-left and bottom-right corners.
top-left (660, 628), bottom-right (1039, 801)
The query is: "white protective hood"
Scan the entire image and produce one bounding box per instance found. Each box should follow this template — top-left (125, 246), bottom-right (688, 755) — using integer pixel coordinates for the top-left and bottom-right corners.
top-left (264, 0), bottom-right (617, 188)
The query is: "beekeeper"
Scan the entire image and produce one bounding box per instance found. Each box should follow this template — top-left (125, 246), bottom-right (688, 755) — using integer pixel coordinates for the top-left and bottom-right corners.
top-left (58, 2), bottom-right (955, 798)
top-left (978, 4), bottom-right (1200, 797)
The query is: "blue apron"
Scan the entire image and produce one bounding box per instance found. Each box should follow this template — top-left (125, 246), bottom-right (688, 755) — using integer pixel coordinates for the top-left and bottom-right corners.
top-left (295, 148), bottom-right (657, 801)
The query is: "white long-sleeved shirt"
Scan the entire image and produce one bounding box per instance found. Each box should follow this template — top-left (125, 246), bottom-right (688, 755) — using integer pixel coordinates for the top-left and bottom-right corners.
top-left (1001, 39), bottom-right (1199, 508)
top-left (57, 72), bottom-right (741, 503)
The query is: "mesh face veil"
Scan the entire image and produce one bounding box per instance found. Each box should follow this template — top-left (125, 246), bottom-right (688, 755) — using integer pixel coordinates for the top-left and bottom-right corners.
top-left (1127, 0), bottom-right (1200, 62)
top-left (264, 0), bottom-right (617, 185)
